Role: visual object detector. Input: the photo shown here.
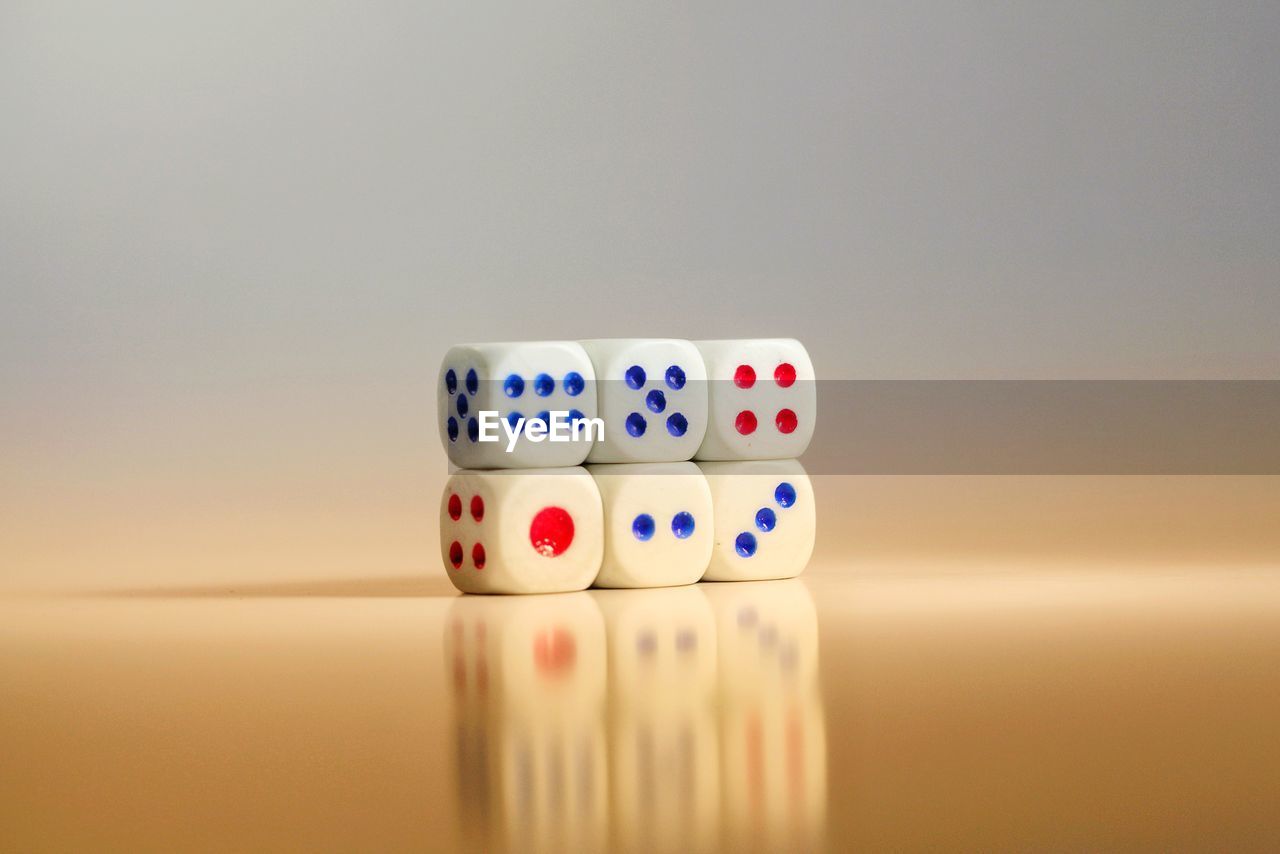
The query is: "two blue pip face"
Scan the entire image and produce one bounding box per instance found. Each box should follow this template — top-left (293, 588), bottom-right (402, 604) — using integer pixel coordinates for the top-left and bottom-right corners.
top-left (630, 509), bottom-right (698, 541)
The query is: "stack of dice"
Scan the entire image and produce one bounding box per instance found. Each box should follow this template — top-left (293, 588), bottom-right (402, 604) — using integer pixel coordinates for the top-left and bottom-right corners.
top-left (438, 339), bottom-right (816, 594)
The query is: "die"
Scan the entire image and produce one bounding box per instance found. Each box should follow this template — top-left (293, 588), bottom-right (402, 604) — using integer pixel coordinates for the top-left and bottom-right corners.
top-left (697, 459), bottom-right (816, 581)
top-left (587, 462), bottom-right (714, 589)
top-left (443, 593), bottom-right (607, 850)
top-left (439, 341), bottom-right (598, 469)
top-left (702, 580), bottom-right (826, 851)
top-left (580, 339), bottom-right (708, 463)
top-left (440, 467), bottom-right (604, 594)
top-left (693, 338), bottom-right (816, 461)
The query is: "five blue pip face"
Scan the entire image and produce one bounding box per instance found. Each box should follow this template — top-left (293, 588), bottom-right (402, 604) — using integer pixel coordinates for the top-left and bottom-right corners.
top-left (619, 362), bottom-right (691, 439)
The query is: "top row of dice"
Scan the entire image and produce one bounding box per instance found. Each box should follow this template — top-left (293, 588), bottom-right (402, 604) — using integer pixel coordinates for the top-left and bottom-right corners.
top-left (438, 338), bottom-right (816, 468)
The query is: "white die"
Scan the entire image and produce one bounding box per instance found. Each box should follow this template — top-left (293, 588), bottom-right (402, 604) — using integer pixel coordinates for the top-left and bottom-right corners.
top-left (587, 462), bottom-right (713, 589)
top-left (438, 341), bottom-right (598, 469)
top-left (697, 459), bottom-right (816, 582)
top-left (440, 467), bottom-right (603, 594)
top-left (580, 339), bottom-right (708, 463)
top-left (693, 338), bottom-right (816, 461)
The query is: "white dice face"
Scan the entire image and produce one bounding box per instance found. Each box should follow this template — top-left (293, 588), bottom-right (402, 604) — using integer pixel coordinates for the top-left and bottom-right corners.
top-left (439, 341), bottom-right (598, 469)
top-left (580, 339), bottom-right (708, 463)
top-left (697, 460), bottom-right (816, 582)
top-left (693, 338), bottom-right (816, 461)
top-left (440, 467), bottom-right (604, 594)
top-left (587, 462), bottom-right (713, 589)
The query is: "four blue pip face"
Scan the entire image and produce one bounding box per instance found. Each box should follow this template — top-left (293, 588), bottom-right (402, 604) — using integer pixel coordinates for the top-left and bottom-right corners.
top-left (733, 481), bottom-right (798, 558)
top-left (620, 362), bottom-right (691, 439)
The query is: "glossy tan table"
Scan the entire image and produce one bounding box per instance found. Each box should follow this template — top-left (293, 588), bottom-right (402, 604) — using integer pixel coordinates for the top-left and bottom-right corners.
top-left (4, 477), bottom-right (1279, 852)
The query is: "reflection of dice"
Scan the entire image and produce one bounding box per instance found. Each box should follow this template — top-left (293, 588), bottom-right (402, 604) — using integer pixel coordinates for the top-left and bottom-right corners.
top-left (443, 591), bottom-right (607, 716)
top-left (580, 339), bottom-right (708, 463)
top-left (701, 579), bottom-right (820, 697)
top-left (702, 580), bottom-right (826, 853)
top-left (698, 460), bottom-right (816, 582)
top-left (593, 588), bottom-right (720, 854)
top-left (501, 718), bottom-right (608, 854)
top-left (588, 462), bottom-right (713, 589)
top-left (438, 341), bottom-right (598, 469)
top-left (592, 587), bottom-right (718, 709)
top-left (718, 696), bottom-right (826, 852)
top-left (443, 594), bottom-right (607, 853)
top-left (693, 338), bottom-right (816, 461)
top-left (440, 468), bottom-right (603, 594)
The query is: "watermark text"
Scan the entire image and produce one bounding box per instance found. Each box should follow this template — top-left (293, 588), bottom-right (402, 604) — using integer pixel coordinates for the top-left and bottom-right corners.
top-left (477, 410), bottom-right (605, 452)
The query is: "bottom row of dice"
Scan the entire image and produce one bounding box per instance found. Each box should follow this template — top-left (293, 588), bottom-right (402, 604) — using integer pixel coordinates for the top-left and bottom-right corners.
top-left (440, 459), bottom-right (815, 594)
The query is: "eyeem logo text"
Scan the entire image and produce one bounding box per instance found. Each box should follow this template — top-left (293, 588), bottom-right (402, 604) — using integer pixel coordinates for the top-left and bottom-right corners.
top-left (477, 411), bottom-right (605, 452)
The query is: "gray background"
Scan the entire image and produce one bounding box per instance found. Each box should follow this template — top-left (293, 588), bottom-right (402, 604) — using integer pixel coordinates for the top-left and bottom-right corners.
top-left (2, 1), bottom-right (1278, 589)
top-left (5, 1), bottom-right (1278, 393)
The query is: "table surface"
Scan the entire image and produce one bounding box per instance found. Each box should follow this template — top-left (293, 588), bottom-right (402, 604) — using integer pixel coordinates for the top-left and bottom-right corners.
top-left (4, 477), bottom-right (1279, 852)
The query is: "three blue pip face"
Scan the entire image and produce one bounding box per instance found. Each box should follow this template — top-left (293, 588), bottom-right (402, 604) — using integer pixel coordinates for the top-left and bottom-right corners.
top-left (734, 481), bottom-right (798, 558)
top-left (442, 365), bottom-right (589, 443)
top-left (619, 362), bottom-right (691, 439)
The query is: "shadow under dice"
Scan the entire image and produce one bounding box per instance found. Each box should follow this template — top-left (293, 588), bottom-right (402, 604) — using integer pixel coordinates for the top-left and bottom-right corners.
top-left (439, 341), bottom-right (598, 469)
top-left (441, 467), bottom-right (604, 594)
top-left (697, 459), bottom-right (816, 582)
top-left (693, 338), bottom-right (816, 461)
top-left (581, 339), bottom-right (708, 463)
top-left (588, 462), bottom-right (714, 589)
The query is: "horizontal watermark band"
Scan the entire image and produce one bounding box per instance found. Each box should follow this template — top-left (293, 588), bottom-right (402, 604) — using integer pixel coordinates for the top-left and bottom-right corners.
top-left (443, 380), bottom-right (1279, 473)
top-left (808, 380), bottom-right (1280, 474)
